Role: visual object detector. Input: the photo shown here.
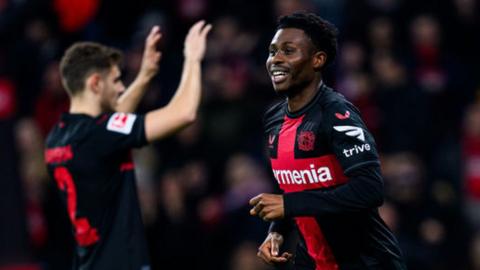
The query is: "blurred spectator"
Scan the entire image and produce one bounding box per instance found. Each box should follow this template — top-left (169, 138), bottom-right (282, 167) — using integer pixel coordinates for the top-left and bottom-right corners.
top-left (371, 53), bottom-right (429, 153)
top-left (462, 102), bottom-right (480, 228)
top-left (470, 231), bottom-right (480, 270)
top-left (34, 61), bottom-right (68, 137)
top-left (53, 0), bottom-right (99, 33)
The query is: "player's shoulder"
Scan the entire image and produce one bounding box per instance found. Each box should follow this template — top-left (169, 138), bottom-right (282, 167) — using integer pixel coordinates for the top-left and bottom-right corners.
top-left (319, 86), bottom-right (356, 111)
top-left (45, 113), bottom-right (90, 147)
top-left (319, 85), bottom-right (360, 118)
top-left (264, 99), bottom-right (287, 123)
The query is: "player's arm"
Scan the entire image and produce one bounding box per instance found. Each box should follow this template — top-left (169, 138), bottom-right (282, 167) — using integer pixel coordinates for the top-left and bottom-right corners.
top-left (144, 21), bottom-right (211, 142)
top-left (283, 164), bottom-right (383, 216)
top-left (249, 166), bottom-right (383, 220)
top-left (115, 26), bottom-right (162, 113)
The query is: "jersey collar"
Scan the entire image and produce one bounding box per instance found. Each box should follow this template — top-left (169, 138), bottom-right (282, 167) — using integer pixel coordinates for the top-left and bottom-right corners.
top-left (285, 81), bottom-right (325, 118)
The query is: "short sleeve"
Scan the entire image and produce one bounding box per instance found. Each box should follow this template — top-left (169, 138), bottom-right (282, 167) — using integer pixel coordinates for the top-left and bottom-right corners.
top-left (90, 112), bottom-right (148, 154)
top-left (323, 102), bottom-right (380, 174)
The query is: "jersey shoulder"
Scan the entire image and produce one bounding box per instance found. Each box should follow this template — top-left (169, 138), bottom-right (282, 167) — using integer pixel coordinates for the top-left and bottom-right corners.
top-left (317, 86), bottom-right (363, 126)
top-left (318, 86), bottom-right (359, 115)
top-left (45, 113), bottom-right (111, 148)
top-left (263, 99), bottom-right (287, 128)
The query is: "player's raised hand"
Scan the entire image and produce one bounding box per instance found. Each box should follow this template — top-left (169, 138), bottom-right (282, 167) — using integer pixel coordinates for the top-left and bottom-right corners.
top-left (257, 232), bottom-right (293, 265)
top-left (249, 193), bottom-right (285, 221)
top-left (139, 25), bottom-right (162, 80)
top-left (184, 20), bottom-right (212, 61)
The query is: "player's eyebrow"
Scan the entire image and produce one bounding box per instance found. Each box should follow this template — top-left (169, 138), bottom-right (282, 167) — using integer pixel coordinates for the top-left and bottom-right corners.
top-left (269, 41), bottom-right (296, 49)
top-left (272, 40), bottom-right (294, 45)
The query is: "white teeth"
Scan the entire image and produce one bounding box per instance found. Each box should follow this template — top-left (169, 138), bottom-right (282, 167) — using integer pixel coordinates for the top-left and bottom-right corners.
top-left (272, 71), bottom-right (287, 76)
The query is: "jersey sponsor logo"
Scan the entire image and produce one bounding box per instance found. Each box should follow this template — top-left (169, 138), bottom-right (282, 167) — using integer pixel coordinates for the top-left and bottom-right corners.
top-left (335, 110), bottom-right (350, 120)
top-left (268, 134), bottom-right (276, 147)
top-left (297, 130), bottom-right (315, 151)
top-left (45, 145), bottom-right (73, 164)
top-left (343, 143), bottom-right (371, 157)
top-left (107, 113), bottom-right (137, 135)
top-left (333, 125), bottom-right (365, 142)
top-left (272, 164), bottom-right (332, 185)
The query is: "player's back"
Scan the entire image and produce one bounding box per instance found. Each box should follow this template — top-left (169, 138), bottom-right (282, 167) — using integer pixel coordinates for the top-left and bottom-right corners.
top-left (45, 113), bottom-right (150, 270)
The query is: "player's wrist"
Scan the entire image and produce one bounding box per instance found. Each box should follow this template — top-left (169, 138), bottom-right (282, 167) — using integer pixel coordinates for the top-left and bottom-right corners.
top-left (136, 69), bottom-right (156, 83)
top-left (183, 55), bottom-right (203, 63)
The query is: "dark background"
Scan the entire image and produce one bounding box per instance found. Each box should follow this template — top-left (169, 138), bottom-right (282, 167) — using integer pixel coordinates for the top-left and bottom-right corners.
top-left (1, 0), bottom-right (480, 269)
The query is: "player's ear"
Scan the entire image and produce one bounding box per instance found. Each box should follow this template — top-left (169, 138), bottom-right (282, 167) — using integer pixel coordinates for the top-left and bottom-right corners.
top-left (85, 73), bottom-right (102, 95)
top-left (312, 51), bottom-right (327, 71)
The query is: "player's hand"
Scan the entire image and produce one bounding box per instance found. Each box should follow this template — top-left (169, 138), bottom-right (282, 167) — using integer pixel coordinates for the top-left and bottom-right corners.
top-left (184, 20), bottom-right (212, 62)
top-left (249, 193), bottom-right (285, 221)
top-left (139, 25), bottom-right (162, 80)
top-left (257, 232), bottom-right (293, 265)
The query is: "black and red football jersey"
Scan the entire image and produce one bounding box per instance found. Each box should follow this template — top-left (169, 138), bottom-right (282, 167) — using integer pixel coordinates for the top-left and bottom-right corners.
top-left (264, 84), bottom-right (406, 270)
top-left (44, 112), bottom-right (150, 270)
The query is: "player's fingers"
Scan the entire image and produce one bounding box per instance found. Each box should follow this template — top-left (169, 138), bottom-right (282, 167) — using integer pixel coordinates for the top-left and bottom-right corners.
top-left (151, 32), bottom-right (162, 43)
top-left (189, 20), bottom-right (205, 36)
top-left (249, 207), bottom-right (257, 216)
top-left (249, 194), bottom-right (262, 206)
top-left (154, 51), bottom-right (162, 61)
top-left (150, 25), bottom-right (160, 35)
top-left (200, 24), bottom-right (212, 38)
top-left (281, 252), bottom-right (293, 260)
top-left (250, 202), bottom-right (264, 216)
top-left (270, 235), bottom-right (279, 256)
top-left (270, 256), bottom-right (288, 263)
top-left (257, 251), bottom-right (273, 265)
top-left (147, 26), bottom-right (161, 42)
top-left (257, 245), bottom-right (273, 265)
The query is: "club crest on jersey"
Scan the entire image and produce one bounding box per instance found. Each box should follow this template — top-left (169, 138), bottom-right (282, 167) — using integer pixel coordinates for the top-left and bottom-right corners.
top-left (297, 130), bottom-right (315, 151)
top-left (107, 113), bottom-right (136, 134)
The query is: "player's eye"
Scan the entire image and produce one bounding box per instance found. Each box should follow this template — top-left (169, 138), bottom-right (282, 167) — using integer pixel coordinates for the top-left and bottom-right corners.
top-left (268, 48), bottom-right (277, 56)
top-left (283, 47), bottom-right (295, 55)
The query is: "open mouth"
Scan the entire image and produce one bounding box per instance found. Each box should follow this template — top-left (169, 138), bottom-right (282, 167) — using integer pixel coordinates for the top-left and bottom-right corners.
top-left (270, 69), bottom-right (289, 84)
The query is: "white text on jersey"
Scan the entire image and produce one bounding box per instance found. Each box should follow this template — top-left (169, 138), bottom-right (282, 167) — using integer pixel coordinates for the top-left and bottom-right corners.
top-left (272, 164), bottom-right (332, 185)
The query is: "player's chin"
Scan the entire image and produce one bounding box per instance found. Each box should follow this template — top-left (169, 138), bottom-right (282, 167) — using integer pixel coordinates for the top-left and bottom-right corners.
top-left (272, 82), bottom-right (290, 94)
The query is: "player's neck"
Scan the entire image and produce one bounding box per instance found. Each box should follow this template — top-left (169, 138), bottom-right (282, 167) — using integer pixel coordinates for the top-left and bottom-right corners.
top-left (69, 94), bottom-right (103, 117)
top-left (287, 77), bottom-right (322, 113)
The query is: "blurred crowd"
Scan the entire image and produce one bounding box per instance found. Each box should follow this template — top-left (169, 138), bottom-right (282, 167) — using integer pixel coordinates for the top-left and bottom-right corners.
top-left (1, 0), bottom-right (480, 269)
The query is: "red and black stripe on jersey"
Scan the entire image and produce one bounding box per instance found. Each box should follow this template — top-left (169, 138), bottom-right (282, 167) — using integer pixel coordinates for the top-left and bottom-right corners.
top-left (45, 113), bottom-right (150, 270)
top-left (264, 84), bottom-right (406, 270)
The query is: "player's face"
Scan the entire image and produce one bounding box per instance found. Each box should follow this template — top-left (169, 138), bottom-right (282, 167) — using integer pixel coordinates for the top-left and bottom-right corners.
top-left (99, 65), bottom-right (125, 112)
top-left (266, 28), bottom-right (316, 94)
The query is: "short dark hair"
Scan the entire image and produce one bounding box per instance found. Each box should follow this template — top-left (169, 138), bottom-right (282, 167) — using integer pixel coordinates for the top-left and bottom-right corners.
top-left (277, 11), bottom-right (338, 67)
top-left (59, 42), bottom-right (123, 96)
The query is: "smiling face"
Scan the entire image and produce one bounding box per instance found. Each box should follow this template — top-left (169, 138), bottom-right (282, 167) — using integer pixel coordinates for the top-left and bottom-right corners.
top-left (266, 28), bottom-right (319, 94)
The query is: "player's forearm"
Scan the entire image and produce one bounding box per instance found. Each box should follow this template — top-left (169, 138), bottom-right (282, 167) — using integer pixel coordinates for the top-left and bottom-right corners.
top-left (283, 165), bottom-right (384, 217)
top-left (167, 58), bottom-right (202, 122)
top-left (143, 58), bottom-right (201, 142)
top-left (115, 75), bottom-right (151, 113)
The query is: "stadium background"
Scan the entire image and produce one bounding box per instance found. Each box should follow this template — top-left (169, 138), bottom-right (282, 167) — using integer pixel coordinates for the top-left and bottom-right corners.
top-left (1, 0), bottom-right (480, 269)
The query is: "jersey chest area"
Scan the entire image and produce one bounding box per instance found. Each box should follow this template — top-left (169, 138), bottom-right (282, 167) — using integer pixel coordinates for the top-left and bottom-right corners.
top-left (267, 114), bottom-right (347, 193)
